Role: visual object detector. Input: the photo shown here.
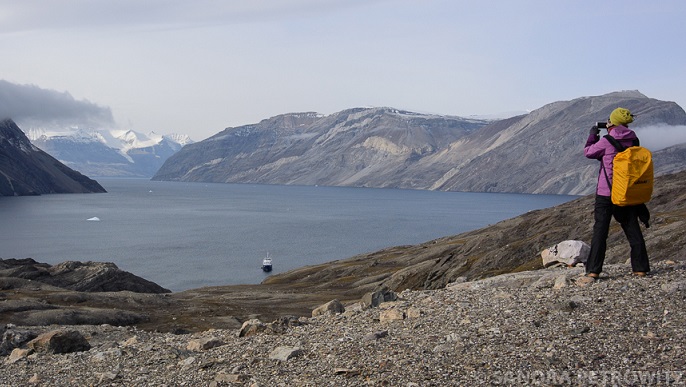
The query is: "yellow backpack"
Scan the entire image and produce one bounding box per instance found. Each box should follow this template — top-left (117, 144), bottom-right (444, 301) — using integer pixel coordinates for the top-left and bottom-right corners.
top-left (603, 135), bottom-right (653, 206)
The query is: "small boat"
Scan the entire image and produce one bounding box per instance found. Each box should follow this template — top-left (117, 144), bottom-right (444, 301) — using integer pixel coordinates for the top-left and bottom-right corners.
top-left (261, 253), bottom-right (273, 272)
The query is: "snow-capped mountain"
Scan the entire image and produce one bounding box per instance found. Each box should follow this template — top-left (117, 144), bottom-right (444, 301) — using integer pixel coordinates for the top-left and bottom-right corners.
top-left (26, 127), bottom-right (193, 177)
top-left (0, 119), bottom-right (106, 196)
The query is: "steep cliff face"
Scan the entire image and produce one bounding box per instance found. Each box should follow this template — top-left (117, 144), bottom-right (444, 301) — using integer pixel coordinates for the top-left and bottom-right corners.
top-left (429, 91), bottom-right (686, 195)
top-left (153, 108), bottom-right (487, 187)
top-left (0, 119), bottom-right (106, 196)
top-left (154, 91), bottom-right (686, 195)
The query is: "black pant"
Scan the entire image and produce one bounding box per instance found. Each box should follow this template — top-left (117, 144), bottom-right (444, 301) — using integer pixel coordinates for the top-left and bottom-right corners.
top-left (586, 195), bottom-right (650, 274)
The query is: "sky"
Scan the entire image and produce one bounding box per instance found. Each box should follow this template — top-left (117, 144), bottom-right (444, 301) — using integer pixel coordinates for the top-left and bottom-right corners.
top-left (1, 0), bottom-right (686, 141)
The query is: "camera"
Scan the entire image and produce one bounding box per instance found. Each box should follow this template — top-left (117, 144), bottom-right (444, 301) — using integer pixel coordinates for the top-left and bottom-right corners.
top-left (595, 122), bottom-right (607, 129)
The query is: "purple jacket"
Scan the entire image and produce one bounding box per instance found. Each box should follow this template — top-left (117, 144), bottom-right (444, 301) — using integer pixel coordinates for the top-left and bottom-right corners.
top-left (584, 125), bottom-right (639, 196)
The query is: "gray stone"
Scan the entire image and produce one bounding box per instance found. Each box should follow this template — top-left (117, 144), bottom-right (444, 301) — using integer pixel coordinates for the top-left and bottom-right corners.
top-left (269, 346), bottom-right (303, 361)
top-left (379, 309), bottom-right (405, 323)
top-left (363, 331), bottom-right (388, 341)
top-left (661, 281), bottom-right (686, 294)
top-left (187, 337), bottom-right (225, 351)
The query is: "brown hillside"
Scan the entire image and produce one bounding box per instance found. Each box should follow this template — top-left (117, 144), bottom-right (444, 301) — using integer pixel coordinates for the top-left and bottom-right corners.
top-left (2, 170), bottom-right (684, 332)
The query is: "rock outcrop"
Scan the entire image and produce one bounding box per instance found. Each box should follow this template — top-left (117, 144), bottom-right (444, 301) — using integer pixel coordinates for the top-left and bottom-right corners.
top-left (0, 119), bottom-right (106, 196)
top-left (0, 258), bottom-right (170, 293)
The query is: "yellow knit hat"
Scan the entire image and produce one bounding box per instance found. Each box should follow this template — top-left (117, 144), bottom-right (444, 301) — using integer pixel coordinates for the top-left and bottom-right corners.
top-left (609, 107), bottom-right (634, 126)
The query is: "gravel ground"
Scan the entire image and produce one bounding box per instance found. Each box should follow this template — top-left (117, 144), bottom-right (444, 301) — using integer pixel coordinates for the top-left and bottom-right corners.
top-left (2, 261), bottom-right (685, 386)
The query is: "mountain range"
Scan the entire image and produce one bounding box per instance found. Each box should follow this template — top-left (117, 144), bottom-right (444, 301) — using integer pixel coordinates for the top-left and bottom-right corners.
top-left (26, 128), bottom-right (193, 178)
top-left (153, 91), bottom-right (686, 195)
top-left (0, 119), bottom-right (106, 196)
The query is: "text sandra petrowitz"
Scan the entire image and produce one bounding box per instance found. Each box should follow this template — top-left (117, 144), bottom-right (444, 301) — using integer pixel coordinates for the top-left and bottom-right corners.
top-left (492, 370), bottom-right (685, 385)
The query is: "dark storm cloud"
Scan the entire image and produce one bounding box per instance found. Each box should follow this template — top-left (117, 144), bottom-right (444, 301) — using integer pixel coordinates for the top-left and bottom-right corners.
top-left (0, 80), bottom-right (114, 127)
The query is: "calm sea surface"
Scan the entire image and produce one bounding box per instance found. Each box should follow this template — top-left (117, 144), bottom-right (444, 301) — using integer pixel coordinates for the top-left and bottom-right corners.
top-left (0, 179), bottom-right (576, 291)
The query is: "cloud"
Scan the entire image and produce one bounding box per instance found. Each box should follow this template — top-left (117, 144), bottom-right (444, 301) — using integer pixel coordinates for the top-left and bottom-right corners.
top-left (0, 80), bottom-right (114, 128)
top-left (0, 0), bottom-right (376, 33)
top-left (634, 124), bottom-right (686, 151)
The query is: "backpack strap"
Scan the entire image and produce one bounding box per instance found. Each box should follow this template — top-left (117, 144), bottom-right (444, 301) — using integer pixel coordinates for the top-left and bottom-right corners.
top-left (604, 134), bottom-right (626, 152)
top-left (604, 134), bottom-right (640, 150)
top-left (601, 161), bottom-right (612, 190)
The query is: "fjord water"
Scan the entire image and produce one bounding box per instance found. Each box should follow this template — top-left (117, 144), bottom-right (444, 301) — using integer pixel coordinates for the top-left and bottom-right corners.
top-left (0, 179), bottom-right (575, 291)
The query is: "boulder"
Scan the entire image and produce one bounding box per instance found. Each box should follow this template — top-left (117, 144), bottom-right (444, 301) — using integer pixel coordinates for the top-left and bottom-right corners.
top-left (361, 287), bottom-right (398, 309)
top-left (541, 240), bottom-right (590, 267)
top-left (238, 319), bottom-right (267, 338)
top-left (27, 330), bottom-right (90, 354)
top-left (311, 299), bottom-right (345, 317)
top-left (237, 316), bottom-right (305, 337)
top-left (0, 328), bottom-right (37, 356)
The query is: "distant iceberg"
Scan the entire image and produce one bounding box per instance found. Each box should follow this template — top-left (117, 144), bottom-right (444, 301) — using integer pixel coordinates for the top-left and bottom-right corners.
top-left (86, 217), bottom-right (101, 221)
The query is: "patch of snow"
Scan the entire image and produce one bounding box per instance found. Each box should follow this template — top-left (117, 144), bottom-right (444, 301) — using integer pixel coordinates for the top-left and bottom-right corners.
top-left (86, 217), bottom-right (100, 221)
top-left (22, 126), bottom-right (192, 163)
top-left (467, 111), bottom-right (530, 120)
top-left (165, 133), bottom-right (193, 146)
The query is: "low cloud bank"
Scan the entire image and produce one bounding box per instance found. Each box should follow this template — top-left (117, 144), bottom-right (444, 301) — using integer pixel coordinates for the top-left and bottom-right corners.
top-left (633, 124), bottom-right (686, 151)
top-left (0, 80), bottom-right (114, 129)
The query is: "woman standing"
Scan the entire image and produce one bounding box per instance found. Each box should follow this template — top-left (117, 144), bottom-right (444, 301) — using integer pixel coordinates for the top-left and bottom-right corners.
top-left (583, 107), bottom-right (650, 279)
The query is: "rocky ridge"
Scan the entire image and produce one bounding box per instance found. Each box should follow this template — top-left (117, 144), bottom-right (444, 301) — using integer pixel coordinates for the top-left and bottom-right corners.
top-left (2, 261), bottom-right (685, 386)
top-left (154, 91), bottom-right (686, 195)
top-left (0, 258), bottom-right (170, 294)
top-left (152, 108), bottom-right (489, 188)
